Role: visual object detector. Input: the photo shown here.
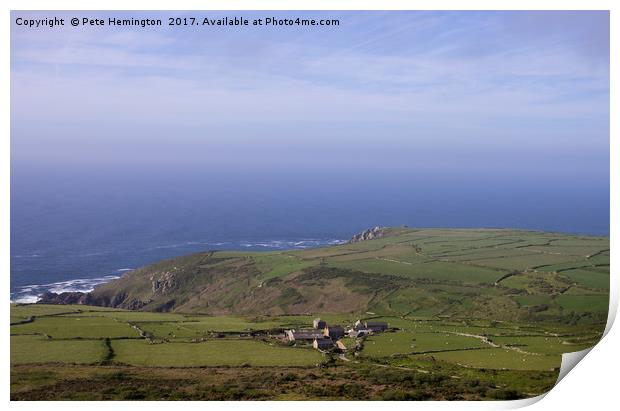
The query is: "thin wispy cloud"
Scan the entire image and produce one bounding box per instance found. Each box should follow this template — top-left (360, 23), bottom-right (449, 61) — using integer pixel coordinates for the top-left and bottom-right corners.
top-left (11, 11), bottom-right (609, 174)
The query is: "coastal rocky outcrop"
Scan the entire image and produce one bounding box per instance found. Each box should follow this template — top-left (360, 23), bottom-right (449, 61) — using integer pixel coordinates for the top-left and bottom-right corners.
top-left (37, 290), bottom-right (150, 310)
top-left (349, 226), bottom-right (387, 243)
top-left (37, 291), bottom-right (93, 305)
top-left (151, 271), bottom-right (177, 294)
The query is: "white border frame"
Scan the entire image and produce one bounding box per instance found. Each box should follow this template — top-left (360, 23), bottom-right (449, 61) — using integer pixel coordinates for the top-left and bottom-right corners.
top-left (3, 1), bottom-right (616, 410)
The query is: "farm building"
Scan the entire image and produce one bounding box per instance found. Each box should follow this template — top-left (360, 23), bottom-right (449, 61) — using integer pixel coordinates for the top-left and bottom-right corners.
top-left (348, 329), bottom-right (370, 338)
top-left (323, 325), bottom-right (345, 340)
top-left (313, 318), bottom-right (327, 329)
top-left (313, 338), bottom-right (334, 350)
top-left (286, 329), bottom-right (325, 342)
top-left (365, 321), bottom-right (388, 332)
top-left (355, 320), bottom-right (388, 332)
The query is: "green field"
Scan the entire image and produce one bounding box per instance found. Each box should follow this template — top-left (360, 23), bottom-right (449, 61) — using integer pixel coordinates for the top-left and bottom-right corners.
top-left (112, 339), bottom-right (323, 367)
top-left (11, 335), bottom-right (107, 364)
top-left (558, 268), bottom-right (609, 290)
top-left (328, 259), bottom-right (504, 284)
top-left (491, 336), bottom-right (592, 355)
top-left (413, 348), bottom-right (561, 371)
top-left (11, 315), bottom-right (140, 339)
top-left (254, 254), bottom-right (319, 281)
top-left (135, 316), bottom-right (309, 340)
top-left (63, 310), bottom-right (190, 322)
top-left (555, 294), bottom-right (609, 312)
top-left (363, 331), bottom-right (489, 356)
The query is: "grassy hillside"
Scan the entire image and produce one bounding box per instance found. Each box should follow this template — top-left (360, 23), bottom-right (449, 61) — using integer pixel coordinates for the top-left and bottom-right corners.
top-left (84, 227), bottom-right (609, 325)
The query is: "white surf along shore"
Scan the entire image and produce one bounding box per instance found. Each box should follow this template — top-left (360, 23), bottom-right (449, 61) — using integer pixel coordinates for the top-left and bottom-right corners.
top-left (10, 272), bottom-right (126, 304)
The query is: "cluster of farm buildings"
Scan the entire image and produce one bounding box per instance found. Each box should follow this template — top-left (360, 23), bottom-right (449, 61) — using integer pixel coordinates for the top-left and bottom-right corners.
top-left (285, 319), bottom-right (389, 351)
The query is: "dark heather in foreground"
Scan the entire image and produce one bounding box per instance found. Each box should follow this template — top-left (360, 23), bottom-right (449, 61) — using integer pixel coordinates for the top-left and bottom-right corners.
top-left (11, 227), bottom-right (609, 400)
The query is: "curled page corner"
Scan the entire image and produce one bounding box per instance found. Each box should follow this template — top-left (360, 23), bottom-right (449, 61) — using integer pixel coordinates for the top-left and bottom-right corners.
top-left (504, 392), bottom-right (547, 409)
top-left (603, 286), bottom-right (618, 338)
top-left (496, 347), bottom-right (595, 409)
top-left (556, 347), bottom-right (594, 384)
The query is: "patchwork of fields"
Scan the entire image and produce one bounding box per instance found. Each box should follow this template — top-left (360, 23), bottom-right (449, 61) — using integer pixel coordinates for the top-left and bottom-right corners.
top-left (10, 304), bottom-right (602, 369)
top-left (10, 301), bottom-right (603, 400)
top-left (11, 228), bottom-right (609, 400)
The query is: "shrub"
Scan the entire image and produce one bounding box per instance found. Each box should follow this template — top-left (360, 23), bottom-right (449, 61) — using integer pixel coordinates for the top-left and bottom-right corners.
top-left (490, 389), bottom-right (524, 400)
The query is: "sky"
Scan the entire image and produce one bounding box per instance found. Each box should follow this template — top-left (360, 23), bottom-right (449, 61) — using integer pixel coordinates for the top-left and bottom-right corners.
top-left (11, 11), bottom-right (609, 177)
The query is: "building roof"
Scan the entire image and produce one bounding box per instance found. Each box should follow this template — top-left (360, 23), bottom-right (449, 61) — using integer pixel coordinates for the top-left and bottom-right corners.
top-left (314, 338), bottom-right (334, 348)
top-left (326, 325), bottom-right (344, 331)
top-left (290, 329), bottom-right (325, 339)
top-left (348, 329), bottom-right (370, 337)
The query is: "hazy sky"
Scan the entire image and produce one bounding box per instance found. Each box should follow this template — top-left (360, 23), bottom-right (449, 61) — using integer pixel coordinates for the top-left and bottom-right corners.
top-left (11, 11), bottom-right (609, 176)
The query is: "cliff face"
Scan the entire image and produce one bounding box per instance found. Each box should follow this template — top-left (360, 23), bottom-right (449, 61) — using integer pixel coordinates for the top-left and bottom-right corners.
top-left (38, 292), bottom-right (94, 305)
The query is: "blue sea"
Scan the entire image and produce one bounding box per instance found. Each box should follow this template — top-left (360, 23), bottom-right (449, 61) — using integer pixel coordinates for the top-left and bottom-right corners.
top-left (10, 167), bottom-right (610, 303)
